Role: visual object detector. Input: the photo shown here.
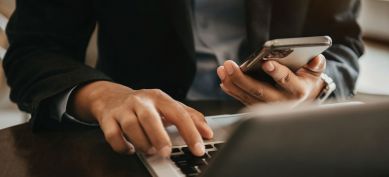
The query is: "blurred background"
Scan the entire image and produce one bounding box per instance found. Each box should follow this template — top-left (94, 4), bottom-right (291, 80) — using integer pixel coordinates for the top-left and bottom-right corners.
top-left (0, 0), bottom-right (389, 129)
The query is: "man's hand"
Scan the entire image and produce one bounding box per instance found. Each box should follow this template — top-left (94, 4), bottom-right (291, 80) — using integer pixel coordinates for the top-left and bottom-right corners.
top-left (217, 55), bottom-right (326, 105)
top-left (68, 81), bottom-right (213, 157)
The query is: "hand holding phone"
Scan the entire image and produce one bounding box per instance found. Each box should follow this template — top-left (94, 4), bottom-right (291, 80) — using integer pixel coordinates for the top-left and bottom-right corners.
top-left (217, 36), bottom-right (333, 105)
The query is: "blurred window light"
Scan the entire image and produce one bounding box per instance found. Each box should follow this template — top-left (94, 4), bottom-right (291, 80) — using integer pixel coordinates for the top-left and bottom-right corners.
top-left (358, 0), bottom-right (389, 41)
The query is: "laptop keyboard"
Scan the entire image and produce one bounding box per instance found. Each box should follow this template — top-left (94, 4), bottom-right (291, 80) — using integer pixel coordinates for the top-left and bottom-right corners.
top-left (170, 142), bottom-right (225, 177)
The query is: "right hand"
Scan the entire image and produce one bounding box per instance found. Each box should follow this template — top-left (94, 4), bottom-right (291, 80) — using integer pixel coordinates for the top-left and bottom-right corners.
top-left (68, 81), bottom-right (214, 157)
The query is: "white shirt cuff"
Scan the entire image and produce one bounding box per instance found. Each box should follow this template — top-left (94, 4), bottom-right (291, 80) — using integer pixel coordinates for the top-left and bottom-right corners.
top-left (52, 86), bottom-right (99, 127)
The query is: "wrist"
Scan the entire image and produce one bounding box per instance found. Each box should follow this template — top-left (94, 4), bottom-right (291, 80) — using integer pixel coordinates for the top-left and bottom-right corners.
top-left (68, 81), bottom-right (106, 123)
top-left (68, 81), bottom-right (132, 123)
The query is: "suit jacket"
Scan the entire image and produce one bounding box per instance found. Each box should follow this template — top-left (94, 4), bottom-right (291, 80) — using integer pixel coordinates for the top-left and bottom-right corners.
top-left (3, 0), bottom-right (364, 129)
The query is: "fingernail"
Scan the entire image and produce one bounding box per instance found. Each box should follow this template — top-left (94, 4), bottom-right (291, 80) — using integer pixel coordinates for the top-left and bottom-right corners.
top-left (263, 61), bottom-right (275, 72)
top-left (309, 55), bottom-right (323, 71)
top-left (201, 121), bottom-right (214, 139)
top-left (224, 61), bottom-right (235, 75)
top-left (205, 125), bottom-right (214, 139)
top-left (193, 143), bottom-right (205, 156)
top-left (315, 55), bottom-right (325, 70)
top-left (147, 147), bottom-right (157, 155)
top-left (159, 146), bottom-right (171, 158)
top-left (217, 66), bottom-right (226, 80)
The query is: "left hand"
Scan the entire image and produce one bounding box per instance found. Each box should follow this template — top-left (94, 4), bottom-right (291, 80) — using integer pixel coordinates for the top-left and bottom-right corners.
top-left (216, 55), bottom-right (327, 105)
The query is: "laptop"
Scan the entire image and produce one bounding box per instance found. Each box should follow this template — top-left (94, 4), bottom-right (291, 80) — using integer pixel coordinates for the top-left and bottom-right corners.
top-left (138, 101), bottom-right (389, 177)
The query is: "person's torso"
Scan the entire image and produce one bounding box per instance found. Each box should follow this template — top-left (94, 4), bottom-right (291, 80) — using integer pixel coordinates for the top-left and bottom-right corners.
top-left (93, 0), bottom-right (310, 99)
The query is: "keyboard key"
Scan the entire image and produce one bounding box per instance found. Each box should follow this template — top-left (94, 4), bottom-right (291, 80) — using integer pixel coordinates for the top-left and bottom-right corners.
top-left (197, 163), bottom-right (207, 171)
top-left (171, 154), bottom-right (189, 163)
top-left (213, 143), bottom-right (224, 149)
top-left (172, 145), bottom-right (222, 176)
top-left (172, 148), bottom-right (181, 153)
top-left (188, 158), bottom-right (207, 166)
top-left (175, 161), bottom-right (190, 168)
top-left (207, 150), bottom-right (217, 157)
top-left (182, 147), bottom-right (209, 158)
top-left (205, 144), bottom-right (213, 149)
top-left (202, 153), bottom-right (211, 159)
top-left (181, 147), bottom-right (191, 154)
top-left (180, 166), bottom-right (198, 175)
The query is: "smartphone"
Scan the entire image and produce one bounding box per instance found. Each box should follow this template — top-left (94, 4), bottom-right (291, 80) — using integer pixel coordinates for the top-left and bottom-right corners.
top-left (240, 36), bottom-right (332, 81)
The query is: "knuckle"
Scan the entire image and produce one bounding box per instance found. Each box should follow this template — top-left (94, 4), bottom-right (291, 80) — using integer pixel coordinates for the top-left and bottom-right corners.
top-left (182, 111), bottom-right (192, 120)
top-left (239, 93), bottom-right (251, 102)
top-left (277, 72), bottom-right (291, 85)
top-left (229, 73), bottom-right (241, 83)
top-left (137, 110), bottom-right (155, 122)
top-left (104, 128), bottom-right (121, 143)
top-left (187, 107), bottom-right (204, 118)
top-left (194, 111), bottom-right (205, 119)
top-left (131, 90), bottom-right (143, 97)
top-left (171, 112), bottom-right (190, 125)
top-left (126, 93), bottom-right (142, 105)
top-left (121, 116), bottom-right (138, 130)
top-left (148, 89), bottom-right (165, 98)
top-left (250, 87), bottom-right (264, 98)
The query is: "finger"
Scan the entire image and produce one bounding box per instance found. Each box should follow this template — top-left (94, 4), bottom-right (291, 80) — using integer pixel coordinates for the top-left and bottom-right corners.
top-left (99, 117), bottom-right (135, 155)
top-left (218, 64), bottom-right (256, 104)
top-left (261, 60), bottom-right (304, 94)
top-left (134, 100), bottom-right (172, 157)
top-left (222, 60), bottom-right (283, 102)
top-left (217, 66), bottom-right (226, 81)
top-left (117, 112), bottom-right (155, 155)
top-left (220, 81), bottom-right (259, 105)
top-left (179, 102), bottom-right (214, 139)
top-left (161, 117), bottom-right (173, 127)
top-left (298, 55), bottom-right (326, 77)
top-left (155, 96), bottom-right (205, 156)
top-left (220, 83), bottom-right (250, 105)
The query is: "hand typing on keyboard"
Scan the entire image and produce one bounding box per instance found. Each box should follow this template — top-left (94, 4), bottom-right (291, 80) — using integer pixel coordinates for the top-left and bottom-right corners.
top-left (68, 81), bottom-right (214, 157)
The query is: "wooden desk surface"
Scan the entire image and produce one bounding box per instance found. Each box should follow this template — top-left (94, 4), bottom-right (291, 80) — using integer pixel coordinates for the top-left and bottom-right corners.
top-left (0, 101), bottom-right (243, 177)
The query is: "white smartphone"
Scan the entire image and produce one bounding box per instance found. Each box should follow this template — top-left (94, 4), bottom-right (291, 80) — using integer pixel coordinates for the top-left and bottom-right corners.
top-left (240, 36), bottom-right (332, 78)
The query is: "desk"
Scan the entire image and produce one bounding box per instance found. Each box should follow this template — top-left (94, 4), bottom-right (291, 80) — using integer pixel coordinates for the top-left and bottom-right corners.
top-left (0, 101), bottom-right (244, 177)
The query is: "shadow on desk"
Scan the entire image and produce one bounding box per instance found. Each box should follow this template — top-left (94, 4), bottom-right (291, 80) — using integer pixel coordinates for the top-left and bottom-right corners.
top-left (0, 124), bottom-right (151, 177)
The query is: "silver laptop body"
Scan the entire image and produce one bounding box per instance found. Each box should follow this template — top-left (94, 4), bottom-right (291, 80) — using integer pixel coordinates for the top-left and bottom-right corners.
top-left (139, 101), bottom-right (389, 177)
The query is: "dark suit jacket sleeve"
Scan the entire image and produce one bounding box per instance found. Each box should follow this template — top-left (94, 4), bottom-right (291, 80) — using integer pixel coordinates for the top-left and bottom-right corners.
top-left (3, 0), bottom-right (112, 129)
top-left (303, 0), bottom-right (365, 100)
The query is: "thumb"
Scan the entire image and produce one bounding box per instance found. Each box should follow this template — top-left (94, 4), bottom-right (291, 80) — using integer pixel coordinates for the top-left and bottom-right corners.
top-left (299, 54), bottom-right (326, 77)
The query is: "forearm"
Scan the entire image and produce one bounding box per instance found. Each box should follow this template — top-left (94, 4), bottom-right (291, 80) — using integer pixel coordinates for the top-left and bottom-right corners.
top-left (3, 51), bottom-right (112, 129)
top-left (323, 45), bottom-right (361, 99)
top-left (304, 0), bottom-right (364, 99)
